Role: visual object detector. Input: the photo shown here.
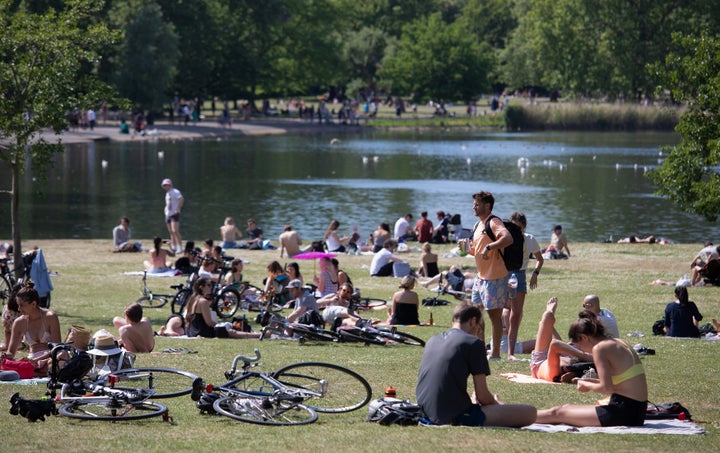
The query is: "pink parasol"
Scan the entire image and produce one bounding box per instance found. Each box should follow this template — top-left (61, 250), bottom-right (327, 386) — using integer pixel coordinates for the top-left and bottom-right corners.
top-left (292, 251), bottom-right (336, 276)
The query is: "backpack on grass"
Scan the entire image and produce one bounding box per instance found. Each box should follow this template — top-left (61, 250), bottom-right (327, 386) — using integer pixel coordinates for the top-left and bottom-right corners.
top-left (646, 402), bottom-right (691, 420)
top-left (472, 215), bottom-right (525, 271)
top-left (366, 397), bottom-right (425, 426)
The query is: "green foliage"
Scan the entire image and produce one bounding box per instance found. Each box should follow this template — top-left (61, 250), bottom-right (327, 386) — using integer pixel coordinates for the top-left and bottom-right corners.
top-left (649, 33), bottom-right (720, 221)
top-left (380, 13), bottom-right (494, 102)
top-left (110, 0), bottom-right (179, 110)
top-left (0, 0), bottom-right (117, 266)
top-left (502, 104), bottom-right (679, 132)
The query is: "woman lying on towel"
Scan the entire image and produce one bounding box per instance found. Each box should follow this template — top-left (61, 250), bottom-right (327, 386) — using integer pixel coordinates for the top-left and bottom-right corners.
top-left (536, 309), bottom-right (648, 427)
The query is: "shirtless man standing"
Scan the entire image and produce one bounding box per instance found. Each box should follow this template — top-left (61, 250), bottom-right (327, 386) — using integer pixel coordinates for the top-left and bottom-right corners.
top-left (279, 225), bottom-right (303, 258)
top-left (112, 303), bottom-right (155, 353)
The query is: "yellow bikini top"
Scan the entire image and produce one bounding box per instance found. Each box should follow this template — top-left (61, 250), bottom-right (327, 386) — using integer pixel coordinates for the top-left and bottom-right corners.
top-left (611, 362), bottom-right (645, 385)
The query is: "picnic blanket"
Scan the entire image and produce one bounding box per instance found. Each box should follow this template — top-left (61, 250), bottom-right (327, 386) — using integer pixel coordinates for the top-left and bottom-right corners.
top-left (500, 372), bottom-right (559, 384)
top-left (124, 270), bottom-right (182, 277)
top-left (421, 418), bottom-right (706, 435)
top-left (522, 418), bottom-right (707, 435)
top-left (0, 378), bottom-right (50, 385)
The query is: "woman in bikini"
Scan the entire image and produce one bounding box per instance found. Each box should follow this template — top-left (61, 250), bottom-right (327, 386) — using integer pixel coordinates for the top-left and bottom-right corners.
top-left (418, 242), bottom-right (439, 278)
top-left (536, 310), bottom-right (648, 427)
top-left (144, 236), bottom-right (175, 273)
top-left (1, 282), bottom-right (61, 376)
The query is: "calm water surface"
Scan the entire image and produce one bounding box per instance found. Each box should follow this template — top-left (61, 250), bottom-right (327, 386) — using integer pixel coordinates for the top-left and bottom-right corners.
top-left (2, 130), bottom-right (715, 244)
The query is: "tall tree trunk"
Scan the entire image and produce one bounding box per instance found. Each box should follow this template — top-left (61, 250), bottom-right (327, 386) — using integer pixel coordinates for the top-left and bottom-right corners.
top-left (11, 160), bottom-right (23, 279)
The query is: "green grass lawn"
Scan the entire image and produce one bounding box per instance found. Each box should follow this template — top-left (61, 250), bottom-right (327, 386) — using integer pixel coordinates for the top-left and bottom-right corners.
top-left (1, 239), bottom-right (718, 452)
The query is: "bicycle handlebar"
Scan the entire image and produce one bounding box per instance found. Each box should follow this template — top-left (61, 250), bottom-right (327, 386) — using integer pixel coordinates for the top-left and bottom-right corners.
top-left (229, 348), bottom-right (261, 375)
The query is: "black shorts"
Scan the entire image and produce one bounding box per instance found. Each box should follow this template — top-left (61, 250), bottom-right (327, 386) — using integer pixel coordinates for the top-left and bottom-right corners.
top-left (596, 393), bottom-right (646, 426)
top-left (166, 213), bottom-right (180, 223)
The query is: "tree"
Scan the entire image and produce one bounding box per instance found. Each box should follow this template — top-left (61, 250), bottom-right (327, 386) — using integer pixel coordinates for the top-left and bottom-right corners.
top-left (110, 1), bottom-right (179, 111)
top-left (380, 13), bottom-right (494, 102)
top-left (342, 27), bottom-right (394, 99)
top-left (0, 0), bottom-right (116, 275)
top-left (649, 33), bottom-right (720, 221)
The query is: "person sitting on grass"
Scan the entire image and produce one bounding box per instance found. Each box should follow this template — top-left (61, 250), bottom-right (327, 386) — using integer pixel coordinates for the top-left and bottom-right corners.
top-left (663, 286), bottom-right (703, 338)
top-left (416, 302), bottom-right (537, 427)
top-left (144, 236), bottom-right (175, 273)
top-left (184, 278), bottom-right (260, 339)
top-left (386, 275), bottom-right (420, 325)
top-left (418, 242), bottom-right (439, 278)
top-left (1, 282), bottom-right (62, 377)
top-left (536, 310), bottom-right (648, 427)
top-left (369, 239), bottom-right (406, 277)
top-left (112, 302), bottom-right (155, 353)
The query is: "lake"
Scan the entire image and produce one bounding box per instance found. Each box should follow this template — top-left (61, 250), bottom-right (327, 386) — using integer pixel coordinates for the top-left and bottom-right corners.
top-left (1, 129), bottom-right (716, 244)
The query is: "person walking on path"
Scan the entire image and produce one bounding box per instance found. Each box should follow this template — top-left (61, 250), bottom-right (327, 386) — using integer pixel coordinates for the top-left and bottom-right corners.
top-left (162, 178), bottom-right (184, 253)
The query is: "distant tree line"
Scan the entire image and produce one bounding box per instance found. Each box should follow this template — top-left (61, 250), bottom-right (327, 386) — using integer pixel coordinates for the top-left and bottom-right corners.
top-left (15, 0), bottom-right (720, 111)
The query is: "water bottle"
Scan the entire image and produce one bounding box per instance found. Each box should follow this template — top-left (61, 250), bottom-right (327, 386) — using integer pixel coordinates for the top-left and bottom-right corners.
top-left (508, 274), bottom-right (518, 289)
top-left (384, 386), bottom-right (396, 398)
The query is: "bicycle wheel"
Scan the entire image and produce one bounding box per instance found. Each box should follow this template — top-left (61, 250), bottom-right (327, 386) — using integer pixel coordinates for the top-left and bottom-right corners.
top-left (215, 287), bottom-right (240, 318)
top-left (110, 367), bottom-right (200, 399)
top-left (377, 328), bottom-right (426, 347)
top-left (213, 395), bottom-right (317, 426)
top-left (135, 295), bottom-right (167, 309)
top-left (171, 289), bottom-right (191, 314)
top-left (273, 362), bottom-right (372, 413)
top-left (337, 329), bottom-right (387, 346)
top-left (0, 274), bottom-right (11, 304)
top-left (59, 400), bottom-right (168, 421)
top-left (292, 325), bottom-right (340, 342)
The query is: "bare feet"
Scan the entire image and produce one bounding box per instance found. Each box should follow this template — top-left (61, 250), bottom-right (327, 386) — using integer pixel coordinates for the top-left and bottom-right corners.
top-left (507, 354), bottom-right (519, 361)
top-left (546, 297), bottom-right (558, 314)
top-left (712, 318), bottom-right (720, 331)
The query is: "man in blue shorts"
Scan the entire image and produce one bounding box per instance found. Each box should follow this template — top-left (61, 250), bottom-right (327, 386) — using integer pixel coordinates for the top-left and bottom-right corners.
top-left (459, 191), bottom-right (513, 360)
top-left (416, 303), bottom-right (536, 427)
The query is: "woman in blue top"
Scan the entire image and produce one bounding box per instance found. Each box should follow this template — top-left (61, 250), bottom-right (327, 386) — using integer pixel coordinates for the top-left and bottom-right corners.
top-left (664, 286), bottom-right (703, 337)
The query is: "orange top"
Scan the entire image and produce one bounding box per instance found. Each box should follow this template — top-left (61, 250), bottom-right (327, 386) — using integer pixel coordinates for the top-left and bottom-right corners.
top-left (471, 216), bottom-right (509, 280)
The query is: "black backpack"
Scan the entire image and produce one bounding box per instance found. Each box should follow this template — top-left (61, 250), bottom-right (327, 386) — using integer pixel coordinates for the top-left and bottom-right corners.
top-left (473, 215), bottom-right (525, 271)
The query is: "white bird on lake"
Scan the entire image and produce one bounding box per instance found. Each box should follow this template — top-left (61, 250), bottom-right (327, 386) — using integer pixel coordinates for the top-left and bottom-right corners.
top-left (466, 158), bottom-right (472, 165)
top-left (362, 156), bottom-right (369, 164)
top-left (373, 156), bottom-right (379, 163)
top-left (101, 160), bottom-right (108, 169)
top-left (157, 151), bottom-right (164, 159)
top-left (517, 157), bottom-right (529, 168)
top-left (330, 138), bottom-right (340, 145)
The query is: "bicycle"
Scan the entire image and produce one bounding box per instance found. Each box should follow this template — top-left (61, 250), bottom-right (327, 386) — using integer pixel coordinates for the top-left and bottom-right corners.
top-left (259, 314), bottom-right (341, 344)
top-left (336, 323), bottom-right (426, 347)
top-left (10, 343), bottom-right (198, 421)
top-left (169, 267), bottom-right (241, 319)
top-left (196, 349), bottom-right (372, 425)
top-left (1, 253), bottom-right (52, 308)
top-left (234, 281), bottom-right (284, 314)
top-left (348, 293), bottom-right (388, 312)
top-left (136, 270), bottom-right (185, 309)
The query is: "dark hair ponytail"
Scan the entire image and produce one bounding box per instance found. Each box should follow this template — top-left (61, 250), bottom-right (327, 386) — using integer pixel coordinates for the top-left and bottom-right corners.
top-left (16, 281), bottom-right (40, 306)
top-left (674, 286), bottom-right (689, 306)
top-left (568, 309), bottom-right (606, 342)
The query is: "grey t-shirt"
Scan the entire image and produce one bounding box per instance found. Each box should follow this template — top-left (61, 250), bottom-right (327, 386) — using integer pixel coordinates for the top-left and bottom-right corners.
top-left (298, 291), bottom-right (319, 312)
top-left (415, 328), bottom-right (490, 425)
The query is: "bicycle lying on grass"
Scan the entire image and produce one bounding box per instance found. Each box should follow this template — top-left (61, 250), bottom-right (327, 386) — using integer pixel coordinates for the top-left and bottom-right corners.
top-left (136, 270), bottom-right (185, 309)
top-left (193, 349), bottom-right (372, 425)
top-left (335, 324), bottom-right (426, 347)
top-left (259, 315), bottom-right (341, 344)
top-left (9, 342), bottom-right (201, 422)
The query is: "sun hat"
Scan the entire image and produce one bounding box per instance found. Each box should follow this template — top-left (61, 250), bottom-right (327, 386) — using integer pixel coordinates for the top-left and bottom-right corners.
top-left (87, 335), bottom-right (122, 356)
top-left (161, 178), bottom-right (172, 187)
top-left (287, 279), bottom-right (303, 289)
top-left (65, 325), bottom-right (92, 350)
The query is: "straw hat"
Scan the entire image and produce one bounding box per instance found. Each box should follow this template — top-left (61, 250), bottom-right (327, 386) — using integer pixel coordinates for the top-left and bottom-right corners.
top-left (65, 325), bottom-right (92, 350)
top-left (87, 335), bottom-right (122, 356)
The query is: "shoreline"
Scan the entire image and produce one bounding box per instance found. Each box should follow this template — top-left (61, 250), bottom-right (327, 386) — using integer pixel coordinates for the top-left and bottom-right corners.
top-left (35, 117), bottom-right (370, 144)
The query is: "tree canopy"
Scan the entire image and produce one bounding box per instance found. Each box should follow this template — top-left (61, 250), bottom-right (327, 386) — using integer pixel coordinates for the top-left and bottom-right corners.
top-left (649, 33), bottom-right (720, 221)
top-left (0, 0), bottom-right (118, 270)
